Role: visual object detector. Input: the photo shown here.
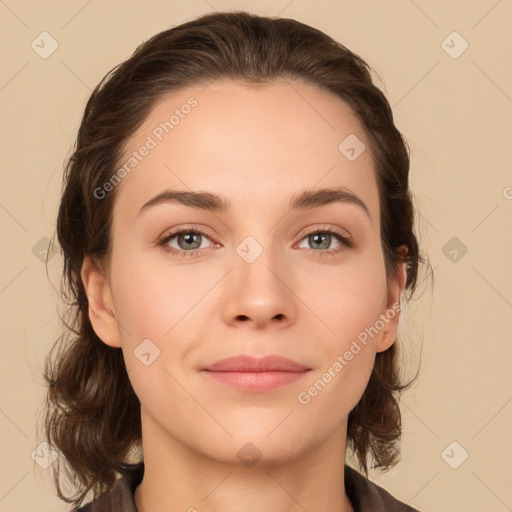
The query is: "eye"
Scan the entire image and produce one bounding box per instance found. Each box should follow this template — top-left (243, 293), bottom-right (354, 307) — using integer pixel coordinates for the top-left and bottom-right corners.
top-left (157, 228), bottom-right (214, 258)
top-left (296, 226), bottom-right (353, 256)
top-left (157, 224), bottom-right (353, 258)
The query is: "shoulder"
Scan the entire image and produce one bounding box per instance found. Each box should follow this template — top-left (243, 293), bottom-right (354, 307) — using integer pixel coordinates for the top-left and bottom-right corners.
top-left (71, 463), bottom-right (144, 512)
top-left (345, 465), bottom-right (420, 512)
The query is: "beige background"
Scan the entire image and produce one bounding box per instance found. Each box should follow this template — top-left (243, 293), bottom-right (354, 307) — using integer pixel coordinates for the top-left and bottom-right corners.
top-left (1, 0), bottom-right (511, 511)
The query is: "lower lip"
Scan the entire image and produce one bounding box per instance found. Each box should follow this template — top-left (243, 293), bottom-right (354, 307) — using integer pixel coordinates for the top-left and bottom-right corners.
top-left (202, 370), bottom-right (311, 392)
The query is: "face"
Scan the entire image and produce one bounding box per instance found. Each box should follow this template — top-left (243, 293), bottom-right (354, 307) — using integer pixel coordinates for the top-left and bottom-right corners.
top-left (83, 79), bottom-right (405, 466)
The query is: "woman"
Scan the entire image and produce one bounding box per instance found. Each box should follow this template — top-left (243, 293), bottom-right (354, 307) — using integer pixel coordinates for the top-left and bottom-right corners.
top-left (43, 10), bottom-right (429, 512)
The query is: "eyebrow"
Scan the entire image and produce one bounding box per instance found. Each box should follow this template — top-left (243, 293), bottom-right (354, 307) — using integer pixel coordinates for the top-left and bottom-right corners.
top-left (136, 186), bottom-right (371, 221)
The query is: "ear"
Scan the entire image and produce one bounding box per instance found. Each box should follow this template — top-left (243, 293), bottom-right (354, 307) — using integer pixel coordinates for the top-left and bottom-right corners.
top-left (376, 245), bottom-right (408, 353)
top-left (81, 255), bottom-right (121, 348)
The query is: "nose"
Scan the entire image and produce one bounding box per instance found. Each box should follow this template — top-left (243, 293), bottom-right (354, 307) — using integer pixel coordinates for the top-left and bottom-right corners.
top-left (220, 243), bottom-right (297, 330)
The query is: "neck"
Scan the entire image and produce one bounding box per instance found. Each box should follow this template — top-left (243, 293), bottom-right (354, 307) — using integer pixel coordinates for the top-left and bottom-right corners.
top-left (134, 412), bottom-right (354, 512)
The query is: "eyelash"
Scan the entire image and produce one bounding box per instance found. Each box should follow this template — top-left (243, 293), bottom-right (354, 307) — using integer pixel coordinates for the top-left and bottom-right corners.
top-left (156, 225), bottom-right (353, 258)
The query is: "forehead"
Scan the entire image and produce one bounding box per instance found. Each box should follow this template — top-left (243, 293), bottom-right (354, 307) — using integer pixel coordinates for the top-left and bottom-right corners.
top-left (112, 79), bottom-right (379, 224)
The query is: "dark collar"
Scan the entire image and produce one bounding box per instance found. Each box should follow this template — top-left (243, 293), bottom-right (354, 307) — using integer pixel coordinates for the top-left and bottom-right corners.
top-left (75, 462), bottom-right (419, 512)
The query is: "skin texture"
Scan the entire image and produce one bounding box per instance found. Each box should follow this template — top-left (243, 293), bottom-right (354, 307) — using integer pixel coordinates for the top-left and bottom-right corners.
top-left (81, 79), bottom-right (407, 512)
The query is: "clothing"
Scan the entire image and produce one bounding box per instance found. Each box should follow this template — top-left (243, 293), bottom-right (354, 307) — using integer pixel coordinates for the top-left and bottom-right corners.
top-left (73, 462), bottom-right (419, 512)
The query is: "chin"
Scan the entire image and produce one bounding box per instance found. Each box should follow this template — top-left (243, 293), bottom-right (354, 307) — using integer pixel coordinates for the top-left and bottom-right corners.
top-left (197, 421), bottom-right (316, 467)
top-left (201, 436), bottom-right (310, 468)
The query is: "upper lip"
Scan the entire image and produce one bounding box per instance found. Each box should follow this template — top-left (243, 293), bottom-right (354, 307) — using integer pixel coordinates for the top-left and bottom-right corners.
top-left (202, 355), bottom-right (310, 372)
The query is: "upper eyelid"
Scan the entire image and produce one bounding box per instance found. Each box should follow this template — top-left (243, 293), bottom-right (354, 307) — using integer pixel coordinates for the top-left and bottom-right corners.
top-left (300, 224), bottom-right (351, 238)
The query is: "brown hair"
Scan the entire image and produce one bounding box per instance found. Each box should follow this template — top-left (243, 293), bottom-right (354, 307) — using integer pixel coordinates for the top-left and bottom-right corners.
top-left (43, 10), bottom-right (431, 507)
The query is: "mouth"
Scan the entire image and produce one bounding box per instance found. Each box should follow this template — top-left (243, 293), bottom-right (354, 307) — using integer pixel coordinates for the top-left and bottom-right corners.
top-left (201, 355), bottom-right (312, 392)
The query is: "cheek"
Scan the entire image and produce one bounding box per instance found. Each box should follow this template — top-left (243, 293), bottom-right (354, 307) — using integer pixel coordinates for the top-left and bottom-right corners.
top-left (109, 255), bottom-right (195, 408)
top-left (297, 278), bottom-right (382, 417)
top-left (296, 251), bottom-right (386, 401)
top-left (298, 249), bottom-right (388, 347)
top-left (110, 246), bottom-right (199, 340)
